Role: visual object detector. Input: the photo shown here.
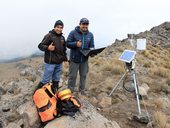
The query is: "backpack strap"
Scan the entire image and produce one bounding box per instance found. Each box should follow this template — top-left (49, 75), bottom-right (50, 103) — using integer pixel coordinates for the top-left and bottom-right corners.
top-left (45, 89), bottom-right (53, 98)
top-left (43, 83), bottom-right (56, 98)
top-left (38, 100), bottom-right (52, 112)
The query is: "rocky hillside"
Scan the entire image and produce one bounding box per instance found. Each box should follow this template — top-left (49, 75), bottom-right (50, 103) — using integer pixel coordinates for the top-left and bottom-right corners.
top-left (0, 22), bottom-right (170, 128)
top-left (85, 22), bottom-right (170, 128)
top-left (123, 21), bottom-right (170, 47)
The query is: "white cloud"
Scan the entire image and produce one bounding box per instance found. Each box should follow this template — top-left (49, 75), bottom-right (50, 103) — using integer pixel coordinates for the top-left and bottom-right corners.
top-left (0, 0), bottom-right (170, 60)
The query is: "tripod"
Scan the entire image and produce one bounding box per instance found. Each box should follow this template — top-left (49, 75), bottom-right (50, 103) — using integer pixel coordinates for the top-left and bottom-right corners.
top-left (108, 61), bottom-right (149, 124)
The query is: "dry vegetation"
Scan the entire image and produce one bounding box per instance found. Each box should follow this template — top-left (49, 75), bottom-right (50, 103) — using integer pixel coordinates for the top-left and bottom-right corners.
top-left (153, 98), bottom-right (167, 110)
top-left (167, 77), bottom-right (170, 86)
top-left (153, 111), bottom-right (170, 128)
top-left (60, 42), bottom-right (170, 128)
top-left (150, 67), bottom-right (170, 78)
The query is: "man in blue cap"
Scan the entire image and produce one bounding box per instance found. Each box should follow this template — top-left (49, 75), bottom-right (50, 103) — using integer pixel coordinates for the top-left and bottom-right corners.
top-left (67, 18), bottom-right (95, 95)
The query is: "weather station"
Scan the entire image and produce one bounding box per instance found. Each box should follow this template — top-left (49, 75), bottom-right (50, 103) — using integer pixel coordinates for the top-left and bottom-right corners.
top-left (108, 34), bottom-right (150, 124)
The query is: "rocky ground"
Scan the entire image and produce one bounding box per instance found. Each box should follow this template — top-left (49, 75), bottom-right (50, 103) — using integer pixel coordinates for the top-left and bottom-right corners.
top-left (44, 99), bottom-right (120, 128)
top-left (0, 22), bottom-right (170, 128)
top-left (0, 57), bottom-right (43, 128)
top-left (0, 56), bottom-right (121, 128)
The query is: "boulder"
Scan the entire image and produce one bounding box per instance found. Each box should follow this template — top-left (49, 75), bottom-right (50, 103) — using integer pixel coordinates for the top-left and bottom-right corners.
top-left (98, 96), bottom-right (112, 108)
top-left (138, 83), bottom-right (150, 98)
top-left (90, 97), bottom-right (98, 105)
top-left (161, 84), bottom-right (170, 93)
top-left (4, 122), bottom-right (21, 128)
top-left (17, 101), bottom-right (39, 127)
top-left (0, 83), bottom-right (6, 95)
top-left (97, 92), bottom-right (108, 100)
top-left (142, 83), bottom-right (150, 92)
top-left (20, 67), bottom-right (33, 76)
top-left (20, 67), bottom-right (37, 82)
top-left (0, 79), bottom-right (35, 127)
top-left (6, 81), bottom-right (20, 95)
top-left (45, 99), bottom-right (120, 128)
top-left (138, 87), bottom-right (147, 96)
top-left (0, 121), bottom-right (4, 128)
top-left (5, 79), bottom-right (34, 95)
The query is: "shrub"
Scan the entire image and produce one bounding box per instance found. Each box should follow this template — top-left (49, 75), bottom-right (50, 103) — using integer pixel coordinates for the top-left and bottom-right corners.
top-left (153, 111), bottom-right (168, 128)
top-left (153, 98), bottom-right (167, 110)
top-left (150, 67), bottom-right (170, 78)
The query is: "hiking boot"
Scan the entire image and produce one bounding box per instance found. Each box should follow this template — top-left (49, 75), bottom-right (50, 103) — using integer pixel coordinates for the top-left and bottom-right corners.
top-left (38, 82), bottom-right (44, 88)
top-left (52, 81), bottom-right (59, 94)
top-left (34, 82), bottom-right (44, 92)
top-left (79, 88), bottom-right (89, 95)
top-left (72, 91), bottom-right (78, 96)
top-left (80, 90), bottom-right (87, 96)
top-left (77, 91), bottom-right (87, 98)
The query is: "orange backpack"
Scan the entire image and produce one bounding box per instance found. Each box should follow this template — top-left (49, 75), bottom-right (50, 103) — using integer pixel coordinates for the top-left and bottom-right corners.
top-left (33, 83), bottom-right (57, 122)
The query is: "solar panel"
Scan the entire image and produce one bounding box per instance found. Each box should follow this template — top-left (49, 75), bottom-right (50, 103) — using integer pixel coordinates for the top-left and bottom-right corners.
top-left (119, 50), bottom-right (136, 63)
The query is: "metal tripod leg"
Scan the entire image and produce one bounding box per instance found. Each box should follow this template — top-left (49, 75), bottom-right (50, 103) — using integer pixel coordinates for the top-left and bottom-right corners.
top-left (133, 72), bottom-right (142, 115)
top-left (108, 71), bottom-right (128, 96)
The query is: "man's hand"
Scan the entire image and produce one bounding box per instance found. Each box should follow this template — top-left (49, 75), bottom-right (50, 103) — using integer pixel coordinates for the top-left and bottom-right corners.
top-left (77, 40), bottom-right (82, 48)
top-left (48, 43), bottom-right (55, 51)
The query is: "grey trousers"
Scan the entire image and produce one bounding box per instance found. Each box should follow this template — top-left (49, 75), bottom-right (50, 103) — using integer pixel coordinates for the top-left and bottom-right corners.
top-left (68, 60), bottom-right (89, 92)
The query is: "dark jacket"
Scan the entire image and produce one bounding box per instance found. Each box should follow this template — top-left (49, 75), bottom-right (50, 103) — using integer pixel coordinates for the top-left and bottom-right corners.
top-left (66, 26), bottom-right (94, 63)
top-left (38, 30), bottom-right (67, 64)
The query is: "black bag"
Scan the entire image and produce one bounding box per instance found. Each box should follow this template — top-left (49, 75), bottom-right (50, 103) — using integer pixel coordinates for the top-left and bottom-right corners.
top-left (59, 96), bottom-right (81, 116)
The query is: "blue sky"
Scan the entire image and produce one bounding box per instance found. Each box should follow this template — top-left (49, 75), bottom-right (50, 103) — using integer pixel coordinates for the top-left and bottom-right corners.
top-left (0, 0), bottom-right (170, 60)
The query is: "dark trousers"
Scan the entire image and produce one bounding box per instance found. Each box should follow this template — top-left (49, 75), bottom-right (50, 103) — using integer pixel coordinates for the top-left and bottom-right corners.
top-left (68, 61), bottom-right (89, 92)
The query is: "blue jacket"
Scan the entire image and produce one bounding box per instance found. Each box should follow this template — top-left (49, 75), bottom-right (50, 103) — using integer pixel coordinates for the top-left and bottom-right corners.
top-left (66, 26), bottom-right (94, 63)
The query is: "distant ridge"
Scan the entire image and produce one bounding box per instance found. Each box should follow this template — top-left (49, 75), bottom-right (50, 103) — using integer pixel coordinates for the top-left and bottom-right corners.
top-left (0, 52), bottom-right (43, 63)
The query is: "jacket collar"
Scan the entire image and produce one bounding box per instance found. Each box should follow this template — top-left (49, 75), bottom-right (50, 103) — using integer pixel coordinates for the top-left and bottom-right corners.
top-left (49, 29), bottom-right (63, 36)
top-left (75, 26), bottom-right (89, 34)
